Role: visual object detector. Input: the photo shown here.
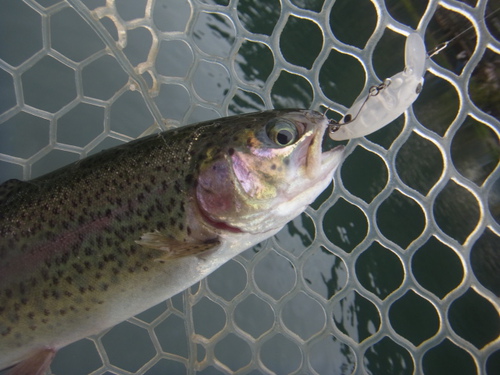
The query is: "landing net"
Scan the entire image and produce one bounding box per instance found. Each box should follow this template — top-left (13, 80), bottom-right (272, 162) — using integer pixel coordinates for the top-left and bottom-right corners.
top-left (0, 0), bottom-right (499, 374)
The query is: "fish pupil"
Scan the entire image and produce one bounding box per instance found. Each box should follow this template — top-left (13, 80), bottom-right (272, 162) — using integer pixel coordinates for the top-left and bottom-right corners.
top-left (266, 119), bottom-right (299, 147)
top-left (276, 129), bottom-right (294, 145)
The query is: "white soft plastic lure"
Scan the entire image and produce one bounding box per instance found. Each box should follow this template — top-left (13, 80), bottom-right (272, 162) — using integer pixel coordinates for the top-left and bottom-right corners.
top-left (329, 32), bottom-right (427, 140)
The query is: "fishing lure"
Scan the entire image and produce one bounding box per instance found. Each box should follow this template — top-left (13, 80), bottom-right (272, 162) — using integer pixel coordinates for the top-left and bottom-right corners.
top-left (329, 32), bottom-right (427, 140)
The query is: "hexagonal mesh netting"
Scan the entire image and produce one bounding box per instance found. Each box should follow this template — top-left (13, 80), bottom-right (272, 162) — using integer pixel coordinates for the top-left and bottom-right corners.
top-left (1, 0), bottom-right (499, 374)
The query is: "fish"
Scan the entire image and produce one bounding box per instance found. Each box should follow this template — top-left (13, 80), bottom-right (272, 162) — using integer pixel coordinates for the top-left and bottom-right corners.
top-left (0, 109), bottom-right (344, 374)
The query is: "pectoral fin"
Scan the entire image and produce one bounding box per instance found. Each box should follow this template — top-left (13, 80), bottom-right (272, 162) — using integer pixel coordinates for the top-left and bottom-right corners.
top-left (7, 348), bottom-right (56, 375)
top-left (136, 231), bottom-right (220, 261)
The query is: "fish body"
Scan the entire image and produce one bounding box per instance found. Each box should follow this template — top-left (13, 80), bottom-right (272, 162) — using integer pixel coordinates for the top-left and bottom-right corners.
top-left (0, 109), bottom-right (344, 372)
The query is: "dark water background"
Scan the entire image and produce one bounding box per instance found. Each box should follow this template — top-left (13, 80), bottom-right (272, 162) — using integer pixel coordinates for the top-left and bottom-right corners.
top-left (0, 0), bottom-right (499, 374)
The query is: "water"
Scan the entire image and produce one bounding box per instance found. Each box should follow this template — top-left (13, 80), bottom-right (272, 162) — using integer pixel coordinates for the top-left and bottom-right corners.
top-left (0, 0), bottom-right (499, 374)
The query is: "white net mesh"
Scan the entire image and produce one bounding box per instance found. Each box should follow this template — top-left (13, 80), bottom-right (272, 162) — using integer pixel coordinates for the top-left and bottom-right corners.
top-left (0, 0), bottom-right (499, 374)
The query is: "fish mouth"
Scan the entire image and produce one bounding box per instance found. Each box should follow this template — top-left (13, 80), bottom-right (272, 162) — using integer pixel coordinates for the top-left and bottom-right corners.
top-left (293, 110), bottom-right (345, 182)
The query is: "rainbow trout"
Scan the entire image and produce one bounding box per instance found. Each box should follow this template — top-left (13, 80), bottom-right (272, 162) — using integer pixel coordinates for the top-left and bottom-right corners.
top-left (0, 109), bottom-right (344, 373)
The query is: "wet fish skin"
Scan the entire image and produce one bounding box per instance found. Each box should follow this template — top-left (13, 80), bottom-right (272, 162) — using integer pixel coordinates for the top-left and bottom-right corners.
top-left (0, 109), bottom-right (344, 373)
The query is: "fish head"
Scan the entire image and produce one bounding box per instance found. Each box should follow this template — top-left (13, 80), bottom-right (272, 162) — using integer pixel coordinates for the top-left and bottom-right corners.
top-left (195, 109), bottom-right (344, 235)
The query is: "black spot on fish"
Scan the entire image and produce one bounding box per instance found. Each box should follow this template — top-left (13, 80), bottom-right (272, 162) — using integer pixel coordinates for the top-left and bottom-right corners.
top-left (228, 148), bottom-right (235, 156)
top-left (96, 235), bottom-right (104, 248)
top-left (5, 289), bottom-right (13, 298)
top-left (72, 264), bottom-right (84, 274)
top-left (113, 229), bottom-right (126, 242)
top-left (61, 253), bottom-right (70, 265)
top-left (174, 181), bottom-right (182, 194)
top-left (52, 290), bottom-right (60, 300)
top-left (155, 199), bottom-right (164, 213)
top-left (1, 327), bottom-right (11, 337)
top-left (64, 291), bottom-right (73, 297)
top-left (19, 282), bottom-right (26, 295)
top-left (137, 193), bottom-right (145, 203)
top-left (185, 174), bottom-right (194, 185)
top-left (73, 243), bottom-right (81, 256)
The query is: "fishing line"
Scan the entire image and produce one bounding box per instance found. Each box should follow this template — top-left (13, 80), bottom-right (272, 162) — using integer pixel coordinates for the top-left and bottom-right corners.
top-left (428, 6), bottom-right (500, 58)
top-left (328, 6), bottom-right (499, 135)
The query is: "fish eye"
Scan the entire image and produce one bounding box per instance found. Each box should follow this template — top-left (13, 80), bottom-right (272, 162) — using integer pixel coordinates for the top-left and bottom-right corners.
top-left (266, 119), bottom-right (299, 147)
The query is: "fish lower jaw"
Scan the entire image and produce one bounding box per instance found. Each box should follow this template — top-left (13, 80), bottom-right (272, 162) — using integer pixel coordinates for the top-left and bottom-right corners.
top-left (297, 145), bottom-right (344, 194)
top-left (275, 145), bottom-right (344, 221)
